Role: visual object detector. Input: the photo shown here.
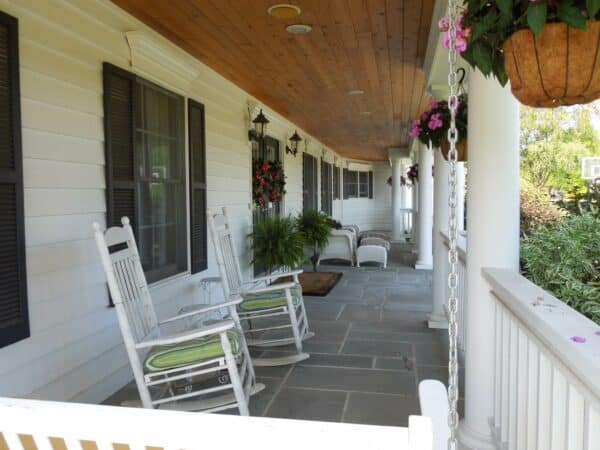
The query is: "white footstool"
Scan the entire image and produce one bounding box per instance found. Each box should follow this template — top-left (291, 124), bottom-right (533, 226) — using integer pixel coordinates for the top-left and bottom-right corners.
top-left (356, 245), bottom-right (388, 268)
top-left (360, 236), bottom-right (391, 252)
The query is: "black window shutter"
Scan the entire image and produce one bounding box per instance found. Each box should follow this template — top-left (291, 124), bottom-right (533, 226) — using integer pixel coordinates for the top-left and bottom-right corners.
top-left (188, 99), bottom-right (207, 273)
top-left (103, 63), bottom-right (137, 230)
top-left (0, 12), bottom-right (29, 349)
top-left (368, 170), bottom-right (374, 199)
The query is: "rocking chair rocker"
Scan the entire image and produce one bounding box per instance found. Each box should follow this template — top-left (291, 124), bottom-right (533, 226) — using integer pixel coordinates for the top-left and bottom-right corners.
top-left (93, 218), bottom-right (264, 414)
top-left (208, 207), bottom-right (314, 367)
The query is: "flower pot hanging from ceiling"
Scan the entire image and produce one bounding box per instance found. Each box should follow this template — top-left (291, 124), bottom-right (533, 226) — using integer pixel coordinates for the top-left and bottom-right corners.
top-left (503, 21), bottom-right (600, 108)
top-left (440, 139), bottom-right (467, 162)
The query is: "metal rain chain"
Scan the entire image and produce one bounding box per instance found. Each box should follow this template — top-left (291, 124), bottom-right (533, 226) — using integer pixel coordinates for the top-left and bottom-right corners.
top-left (445, 0), bottom-right (460, 448)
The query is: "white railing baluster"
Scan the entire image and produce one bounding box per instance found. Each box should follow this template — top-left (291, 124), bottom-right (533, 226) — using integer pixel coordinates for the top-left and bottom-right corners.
top-left (500, 305), bottom-right (510, 444)
top-left (2, 433), bottom-right (24, 450)
top-left (567, 385), bottom-right (585, 450)
top-left (507, 318), bottom-right (518, 450)
top-left (493, 301), bottom-right (502, 431)
top-left (526, 340), bottom-right (539, 450)
top-left (516, 328), bottom-right (528, 450)
top-left (586, 402), bottom-right (600, 450)
top-left (551, 369), bottom-right (567, 450)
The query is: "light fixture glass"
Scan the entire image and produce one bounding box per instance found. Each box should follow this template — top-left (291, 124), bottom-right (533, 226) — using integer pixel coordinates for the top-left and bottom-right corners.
top-left (359, 111), bottom-right (372, 116)
top-left (286, 130), bottom-right (302, 156)
top-left (268, 4), bottom-right (301, 18)
top-left (248, 109), bottom-right (269, 141)
top-left (349, 89), bottom-right (365, 96)
top-left (286, 24), bottom-right (312, 34)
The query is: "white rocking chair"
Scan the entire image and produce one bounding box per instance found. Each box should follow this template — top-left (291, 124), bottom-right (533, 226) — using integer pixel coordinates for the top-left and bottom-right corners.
top-left (208, 207), bottom-right (314, 367)
top-left (93, 218), bottom-right (264, 415)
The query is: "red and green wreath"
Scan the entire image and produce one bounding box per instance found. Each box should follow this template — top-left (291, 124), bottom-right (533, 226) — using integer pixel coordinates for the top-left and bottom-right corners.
top-left (252, 159), bottom-right (286, 207)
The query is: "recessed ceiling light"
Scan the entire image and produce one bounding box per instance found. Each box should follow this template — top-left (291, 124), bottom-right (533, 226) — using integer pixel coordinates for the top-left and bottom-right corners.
top-left (359, 111), bottom-right (372, 116)
top-left (286, 24), bottom-right (312, 34)
top-left (268, 4), bottom-right (302, 19)
top-left (349, 89), bottom-right (364, 96)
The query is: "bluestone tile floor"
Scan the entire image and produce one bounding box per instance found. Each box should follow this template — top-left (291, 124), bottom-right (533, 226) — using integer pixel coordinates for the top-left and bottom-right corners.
top-left (104, 243), bottom-right (462, 427)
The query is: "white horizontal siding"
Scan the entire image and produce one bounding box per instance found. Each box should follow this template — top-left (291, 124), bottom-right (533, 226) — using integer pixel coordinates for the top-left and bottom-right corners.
top-left (0, 0), bottom-right (361, 404)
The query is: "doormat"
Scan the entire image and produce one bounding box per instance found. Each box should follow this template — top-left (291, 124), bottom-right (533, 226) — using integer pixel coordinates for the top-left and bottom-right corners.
top-left (277, 272), bottom-right (343, 296)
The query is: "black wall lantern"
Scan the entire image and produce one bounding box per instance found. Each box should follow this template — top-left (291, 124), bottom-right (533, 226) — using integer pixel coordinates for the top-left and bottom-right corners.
top-left (286, 130), bottom-right (302, 157)
top-left (248, 109), bottom-right (269, 142)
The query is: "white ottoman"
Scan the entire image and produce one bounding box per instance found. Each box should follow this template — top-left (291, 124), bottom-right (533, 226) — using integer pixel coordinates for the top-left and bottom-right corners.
top-left (360, 236), bottom-right (391, 252)
top-left (356, 245), bottom-right (388, 268)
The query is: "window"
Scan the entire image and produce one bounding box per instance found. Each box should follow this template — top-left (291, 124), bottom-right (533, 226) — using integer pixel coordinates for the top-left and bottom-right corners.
top-left (343, 169), bottom-right (372, 199)
top-left (333, 166), bottom-right (340, 200)
top-left (103, 64), bottom-right (191, 283)
top-left (321, 159), bottom-right (332, 216)
top-left (0, 11), bottom-right (29, 349)
top-left (303, 153), bottom-right (318, 210)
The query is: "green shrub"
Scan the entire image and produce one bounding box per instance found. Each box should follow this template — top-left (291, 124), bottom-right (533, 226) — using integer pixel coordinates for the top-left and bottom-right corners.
top-left (520, 181), bottom-right (563, 237)
top-left (521, 213), bottom-right (600, 324)
top-left (296, 209), bottom-right (331, 272)
top-left (249, 216), bottom-right (305, 274)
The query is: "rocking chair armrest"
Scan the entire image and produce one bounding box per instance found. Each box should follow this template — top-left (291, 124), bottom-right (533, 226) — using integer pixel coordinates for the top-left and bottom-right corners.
top-left (158, 295), bottom-right (243, 325)
top-left (249, 269), bottom-right (304, 284)
top-left (235, 282), bottom-right (297, 296)
top-left (136, 319), bottom-right (235, 349)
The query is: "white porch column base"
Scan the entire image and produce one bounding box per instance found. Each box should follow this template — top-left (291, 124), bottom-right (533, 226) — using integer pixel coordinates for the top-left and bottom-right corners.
top-left (414, 143), bottom-right (433, 269)
top-left (459, 69), bottom-right (520, 448)
top-left (457, 422), bottom-right (496, 450)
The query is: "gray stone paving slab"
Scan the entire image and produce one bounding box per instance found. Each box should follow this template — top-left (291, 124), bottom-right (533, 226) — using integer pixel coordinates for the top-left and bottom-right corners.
top-left (341, 340), bottom-right (413, 359)
top-left (265, 388), bottom-right (347, 422)
top-left (343, 392), bottom-right (421, 427)
top-left (285, 365), bottom-right (417, 396)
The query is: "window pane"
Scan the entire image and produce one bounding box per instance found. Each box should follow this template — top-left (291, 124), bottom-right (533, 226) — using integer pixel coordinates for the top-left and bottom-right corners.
top-left (359, 171), bottom-right (369, 197)
top-left (136, 80), bottom-right (187, 282)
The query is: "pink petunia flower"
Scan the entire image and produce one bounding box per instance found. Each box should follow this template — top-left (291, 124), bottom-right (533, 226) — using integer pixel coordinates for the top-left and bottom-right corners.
top-left (438, 16), bottom-right (450, 32)
top-left (428, 113), bottom-right (443, 130)
top-left (430, 100), bottom-right (439, 109)
top-left (571, 336), bottom-right (587, 343)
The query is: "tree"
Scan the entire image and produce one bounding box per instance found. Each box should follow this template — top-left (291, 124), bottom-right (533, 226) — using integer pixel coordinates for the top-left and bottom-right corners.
top-left (520, 104), bottom-right (600, 196)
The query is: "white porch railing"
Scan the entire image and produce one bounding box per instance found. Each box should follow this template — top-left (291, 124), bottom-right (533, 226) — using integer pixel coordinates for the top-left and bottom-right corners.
top-left (0, 397), bottom-right (433, 450)
top-left (441, 231), bottom-right (467, 358)
top-left (484, 268), bottom-right (600, 450)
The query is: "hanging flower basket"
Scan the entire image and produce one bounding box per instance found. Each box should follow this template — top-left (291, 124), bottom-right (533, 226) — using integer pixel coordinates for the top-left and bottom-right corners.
top-left (410, 95), bottom-right (468, 161)
top-left (503, 21), bottom-right (600, 108)
top-left (440, 139), bottom-right (468, 162)
top-left (460, 2), bottom-right (600, 108)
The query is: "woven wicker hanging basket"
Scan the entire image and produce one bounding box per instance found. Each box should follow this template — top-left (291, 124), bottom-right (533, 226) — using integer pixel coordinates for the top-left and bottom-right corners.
top-left (440, 139), bottom-right (467, 162)
top-left (503, 21), bottom-right (600, 108)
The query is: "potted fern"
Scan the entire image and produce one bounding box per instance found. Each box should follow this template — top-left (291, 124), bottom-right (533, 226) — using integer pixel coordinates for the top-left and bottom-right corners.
top-left (296, 209), bottom-right (331, 272)
top-left (453, 1), bottom-right (599, 107)
top-left (249, 216), bottom-right (305, 275)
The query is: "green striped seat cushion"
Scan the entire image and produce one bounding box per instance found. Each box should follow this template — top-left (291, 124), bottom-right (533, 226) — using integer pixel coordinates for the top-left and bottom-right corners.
top-left (144, 331), bottom-right (240, 372)
top-left (238, 284), bottom-right (302, 312)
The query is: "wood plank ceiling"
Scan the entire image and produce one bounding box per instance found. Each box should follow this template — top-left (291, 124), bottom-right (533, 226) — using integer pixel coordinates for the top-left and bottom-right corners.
top-left (111, 0), bottom-right (435, 161)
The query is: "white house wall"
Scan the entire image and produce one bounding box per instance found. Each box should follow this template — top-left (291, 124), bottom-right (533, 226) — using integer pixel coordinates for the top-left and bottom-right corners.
top-left (0, 0), bottom-right (390, 403)
top-left (342, 162), bottom-right (392, 230)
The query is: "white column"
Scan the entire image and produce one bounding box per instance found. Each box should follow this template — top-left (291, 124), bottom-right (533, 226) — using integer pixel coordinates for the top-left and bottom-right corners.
top-left (415, 142), bottom-right (434, 270)
top-left (402, 181), bottom-right (412, 237)
top-left (429, 149), bottom-right (449, 328)
top-left (391, 157), bottom-right (405, 241)
top-left (411, 175), bottom-right (419, 246)
top-left (456, 163), bottom-right (466, 231)
top-left (458, 69), bottom-right (520, 449)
